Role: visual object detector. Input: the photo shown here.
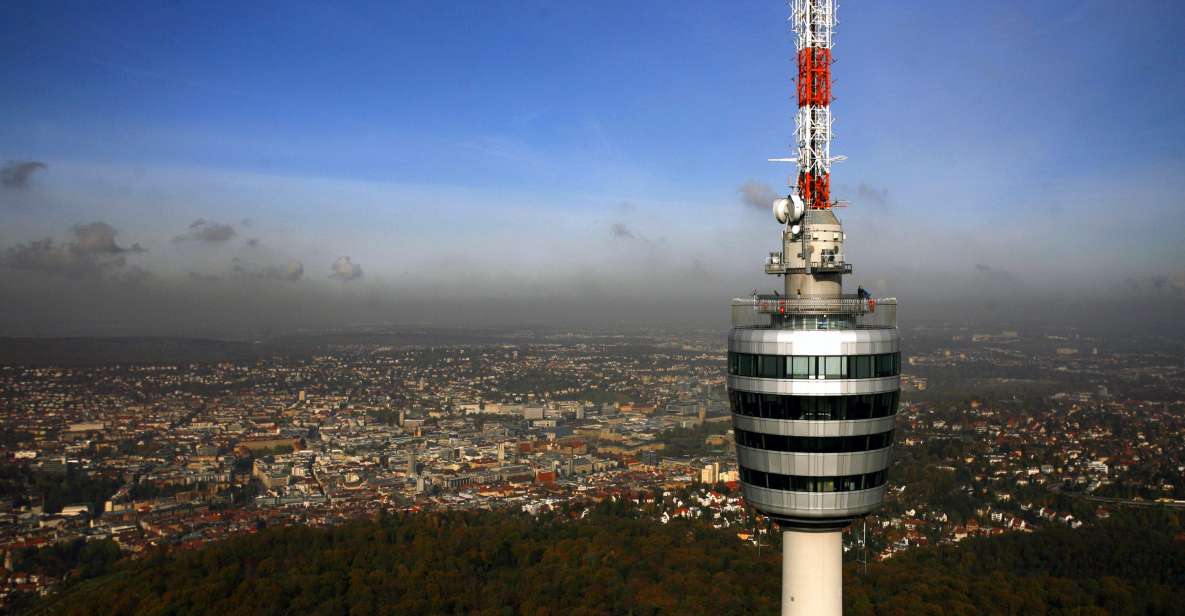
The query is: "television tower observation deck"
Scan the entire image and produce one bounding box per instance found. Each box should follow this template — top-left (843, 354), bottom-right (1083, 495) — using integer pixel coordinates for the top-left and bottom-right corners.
top-left (727, 2), bottom-right (900, 615)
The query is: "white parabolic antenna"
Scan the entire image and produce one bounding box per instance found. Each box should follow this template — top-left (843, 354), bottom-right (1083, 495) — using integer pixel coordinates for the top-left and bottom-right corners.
top-left (774, 194), bottom-right (806, 224)
top-left (773, 197), bottom-right (791, 224)
top-left (790, 194), bottom-right (805, 221)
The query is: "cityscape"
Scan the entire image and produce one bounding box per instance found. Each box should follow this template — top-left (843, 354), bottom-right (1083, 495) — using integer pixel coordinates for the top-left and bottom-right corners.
top-left (2, 321), bottom-right (1182, 606)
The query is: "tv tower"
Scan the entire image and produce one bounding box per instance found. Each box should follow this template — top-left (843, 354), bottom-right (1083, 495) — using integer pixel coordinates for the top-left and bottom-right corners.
top-left (728, 2), bottom-right (900, 615)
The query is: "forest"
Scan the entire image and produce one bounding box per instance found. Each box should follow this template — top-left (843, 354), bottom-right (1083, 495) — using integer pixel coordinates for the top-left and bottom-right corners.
top-left (0, 466), bottom-right (120, 516)
top-left (22, 506), bottom-right (1185, 616)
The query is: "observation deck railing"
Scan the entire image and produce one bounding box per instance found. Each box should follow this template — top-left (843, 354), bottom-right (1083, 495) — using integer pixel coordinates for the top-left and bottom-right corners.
top-left (764, 252), bottom-right (853, 276)
top-left (731, 295), bottom-right (897, 330)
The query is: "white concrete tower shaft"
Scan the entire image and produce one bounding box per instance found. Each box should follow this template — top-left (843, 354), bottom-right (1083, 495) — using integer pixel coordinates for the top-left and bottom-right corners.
top-left (782, 530), bottom-right (843, 616)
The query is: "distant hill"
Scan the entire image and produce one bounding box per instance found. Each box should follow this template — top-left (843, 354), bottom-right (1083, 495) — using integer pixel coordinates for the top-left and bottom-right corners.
top-left (0, 331), bottom-right (470, 366)
top-left (0, 337), bottom-right (273, 366)
top-left (0, 328), bottom-right (647, 366)
top-left (26, 509), bottom-right (1185, 615)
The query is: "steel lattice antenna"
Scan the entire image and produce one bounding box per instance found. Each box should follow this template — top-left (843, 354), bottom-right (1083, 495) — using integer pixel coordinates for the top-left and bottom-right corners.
top-left (770, 0), bottom-right (846, 210)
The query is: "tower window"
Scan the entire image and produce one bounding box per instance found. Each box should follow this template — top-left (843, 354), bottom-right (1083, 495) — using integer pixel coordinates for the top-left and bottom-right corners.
top-left (728, 352), bottom-right (900, 379)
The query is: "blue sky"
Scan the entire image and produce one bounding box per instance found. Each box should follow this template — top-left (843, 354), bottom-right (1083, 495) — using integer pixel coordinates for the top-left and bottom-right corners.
top-left (1, 1), bottom-right (1183, 335)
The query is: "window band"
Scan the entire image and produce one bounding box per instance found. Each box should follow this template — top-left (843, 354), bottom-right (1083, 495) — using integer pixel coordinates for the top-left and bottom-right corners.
top-left (734, 427), bottom-right (893, 453)
top-left (729, 390), bottom-right (899, 420)
top-left (728, 352), bottom-right (900, 379)
top-left (739, 467), bottom-right (888, 493)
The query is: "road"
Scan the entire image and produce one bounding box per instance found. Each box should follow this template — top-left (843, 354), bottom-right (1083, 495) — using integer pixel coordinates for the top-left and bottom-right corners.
top-left (1050, 484), bottom-right (1185, 510)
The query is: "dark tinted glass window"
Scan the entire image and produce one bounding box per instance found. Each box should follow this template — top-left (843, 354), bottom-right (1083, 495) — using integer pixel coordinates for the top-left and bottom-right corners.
top-left (739, 467), bottom-right (889, 492)
top-left (734, 428), bottom-right (894, 452)
top-left (757, 354), bottom-right (782, 378)
top-left (729, 352), bottom-right (899, 378)
top-left (851, 355), bottom-right (872, 379)
top-left (730, 392), bottom-right (899, 420)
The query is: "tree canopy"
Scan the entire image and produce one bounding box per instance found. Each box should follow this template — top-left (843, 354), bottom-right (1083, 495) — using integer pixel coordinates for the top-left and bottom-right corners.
top-left (31, 508), bottom-right (1185, 615)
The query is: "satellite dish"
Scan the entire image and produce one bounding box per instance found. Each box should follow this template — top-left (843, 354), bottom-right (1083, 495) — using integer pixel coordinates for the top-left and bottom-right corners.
top-left (773, 198), bottom-right (791, 224)
top-left (790, 223), bottom-right (801, 236)
top-left (790, 194), bottom-right (805, 222)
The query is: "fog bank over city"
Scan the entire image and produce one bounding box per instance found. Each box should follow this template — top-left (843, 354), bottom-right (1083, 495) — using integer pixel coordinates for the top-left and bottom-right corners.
top-left (1, 161), bottom-right (1182, 338)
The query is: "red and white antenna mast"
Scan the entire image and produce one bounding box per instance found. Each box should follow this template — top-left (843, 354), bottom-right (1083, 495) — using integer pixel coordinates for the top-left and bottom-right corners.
top-left (775, 0), bottom-right (845, 209)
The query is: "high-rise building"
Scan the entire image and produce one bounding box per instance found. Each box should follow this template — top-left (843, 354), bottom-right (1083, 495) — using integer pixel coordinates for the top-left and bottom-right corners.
top-left (727, 2), bottom-right (900, 615)
top-left (700, 462), bottom-right (720, 485)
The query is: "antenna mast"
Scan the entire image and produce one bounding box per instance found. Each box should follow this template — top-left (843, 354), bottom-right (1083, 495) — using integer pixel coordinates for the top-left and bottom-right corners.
top-left (793, 0), bottom-right (842, 209)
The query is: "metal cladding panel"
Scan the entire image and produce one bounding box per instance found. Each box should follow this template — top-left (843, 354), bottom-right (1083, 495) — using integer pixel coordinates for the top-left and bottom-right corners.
top-left (732, 414), bottom-right (895, 437)
top-left (741, 483), bottom-right (887, 519)
top-left (728, 375), bottom-right (899, 396)
top-left (729, 328), bottom-right (899, 356)
top-left (736, 445), bottom-right (892, 476)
